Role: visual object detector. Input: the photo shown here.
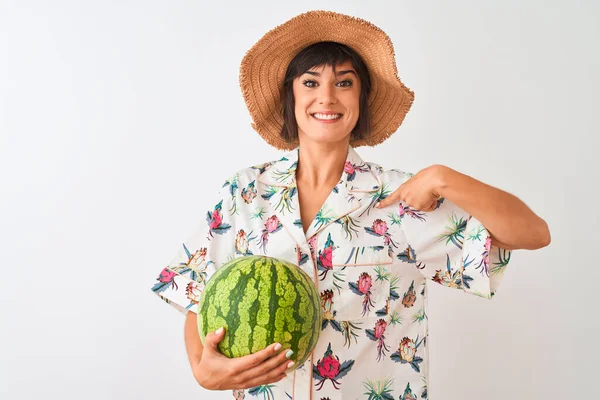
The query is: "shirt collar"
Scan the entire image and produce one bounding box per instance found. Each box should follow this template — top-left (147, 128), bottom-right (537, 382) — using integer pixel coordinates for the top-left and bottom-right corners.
top-left (257, 145), bottom-right (381, 193)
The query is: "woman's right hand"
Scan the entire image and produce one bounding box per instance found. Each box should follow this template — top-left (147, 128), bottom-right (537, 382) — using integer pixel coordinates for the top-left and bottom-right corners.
top-left (194, 327), bottom-right (295, 390)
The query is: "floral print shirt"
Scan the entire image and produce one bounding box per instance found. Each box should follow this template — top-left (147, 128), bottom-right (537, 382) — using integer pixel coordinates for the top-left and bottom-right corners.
top-left (151, 146), bottom-right (512, 400)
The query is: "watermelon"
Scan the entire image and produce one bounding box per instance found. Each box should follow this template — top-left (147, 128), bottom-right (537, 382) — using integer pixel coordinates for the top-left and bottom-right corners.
top-left (197, 255), bottom-right (322, 369)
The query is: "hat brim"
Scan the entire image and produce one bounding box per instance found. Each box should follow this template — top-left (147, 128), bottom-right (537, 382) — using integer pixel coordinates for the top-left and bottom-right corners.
top-left (240, 10), bottom-right (415, 150)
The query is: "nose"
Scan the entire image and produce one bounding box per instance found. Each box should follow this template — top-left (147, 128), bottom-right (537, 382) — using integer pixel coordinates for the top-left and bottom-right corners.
top-left (318, 84), bottom-right (337, 105)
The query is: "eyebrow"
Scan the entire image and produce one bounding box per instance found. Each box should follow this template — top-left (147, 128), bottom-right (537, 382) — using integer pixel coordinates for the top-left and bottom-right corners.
top-left (304, 69), bottom-right (357, 77)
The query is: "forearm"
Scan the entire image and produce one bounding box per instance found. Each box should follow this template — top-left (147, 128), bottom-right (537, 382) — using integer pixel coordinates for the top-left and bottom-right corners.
top-left (435, 165), bottom-right (550, 250)
top-left (184, 311), bottom-right (204, 375)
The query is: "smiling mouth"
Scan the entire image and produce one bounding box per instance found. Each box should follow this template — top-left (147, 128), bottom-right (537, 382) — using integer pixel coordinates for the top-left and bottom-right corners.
top-left (311, 113), bottom-right (343, 121)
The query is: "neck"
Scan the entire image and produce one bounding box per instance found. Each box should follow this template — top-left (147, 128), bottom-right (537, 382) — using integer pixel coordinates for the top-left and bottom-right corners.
top-left (296, 140), bottom-right (349, 188)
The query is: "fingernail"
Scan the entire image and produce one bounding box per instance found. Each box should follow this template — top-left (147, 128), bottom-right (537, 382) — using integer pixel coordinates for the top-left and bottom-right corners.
top-left (287, 361), bottom-right (295, 369)
top-left (274, 343), bottom-right (282, 351)
top-left (285, 350), bottom-right (294, 359)
top-left (375, 202), bottom-right (381, 208)
top-left (215, 327), bottom-right (223, 334)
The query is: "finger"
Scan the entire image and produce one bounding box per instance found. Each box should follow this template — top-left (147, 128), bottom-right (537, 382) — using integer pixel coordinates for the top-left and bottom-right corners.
top-left (234, 342), bottom-right (284, 370)
top-left (240, 360), bottom-right (292, 390)
top-left (237, 348), bottom-right (294, 383)
top-left (376, 190), bottom-right (402, 209)
top-left (203, 327), bottom-right (226, 354)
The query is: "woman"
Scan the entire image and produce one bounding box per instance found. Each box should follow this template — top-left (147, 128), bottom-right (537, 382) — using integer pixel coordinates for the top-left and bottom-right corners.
top-left (151, 11), bottom-right (550, 400)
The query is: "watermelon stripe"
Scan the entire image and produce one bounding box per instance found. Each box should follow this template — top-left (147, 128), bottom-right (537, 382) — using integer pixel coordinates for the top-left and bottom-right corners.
top-left (197, 255), bottom-right (321, 368)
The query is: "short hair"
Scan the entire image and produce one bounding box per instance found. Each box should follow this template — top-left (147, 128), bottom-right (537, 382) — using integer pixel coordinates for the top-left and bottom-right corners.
top-left (280, 41), bottom-right (372, 144)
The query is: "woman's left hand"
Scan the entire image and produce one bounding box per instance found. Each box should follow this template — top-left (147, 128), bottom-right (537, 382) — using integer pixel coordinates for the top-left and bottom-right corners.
top-left (376, 165), bottom-right (449, 212)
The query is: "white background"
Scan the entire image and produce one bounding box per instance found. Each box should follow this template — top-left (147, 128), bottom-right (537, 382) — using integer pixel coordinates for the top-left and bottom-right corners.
top-left (1, 0), bottom-right (598, 399)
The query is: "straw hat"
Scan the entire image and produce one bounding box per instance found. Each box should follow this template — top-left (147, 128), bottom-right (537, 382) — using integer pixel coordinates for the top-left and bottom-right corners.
top-left (239, 10), bottom-right (415, 150)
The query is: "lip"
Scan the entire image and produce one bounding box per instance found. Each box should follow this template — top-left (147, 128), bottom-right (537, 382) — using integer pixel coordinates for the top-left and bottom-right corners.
top-left (311, 112), bottom-right (343, 123)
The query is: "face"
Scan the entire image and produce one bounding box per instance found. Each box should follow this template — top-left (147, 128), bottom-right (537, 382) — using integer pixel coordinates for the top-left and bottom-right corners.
top-left (292, 60), bottom-right (361, 146)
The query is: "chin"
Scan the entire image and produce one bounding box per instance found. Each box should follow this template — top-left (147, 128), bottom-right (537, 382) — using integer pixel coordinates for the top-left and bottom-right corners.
top-left (298, 126), bottom-right (353, 145)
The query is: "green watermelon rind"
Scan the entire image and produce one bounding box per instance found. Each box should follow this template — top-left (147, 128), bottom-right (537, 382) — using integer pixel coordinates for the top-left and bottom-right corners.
top-left (197, 255), bottom-right (322, 369)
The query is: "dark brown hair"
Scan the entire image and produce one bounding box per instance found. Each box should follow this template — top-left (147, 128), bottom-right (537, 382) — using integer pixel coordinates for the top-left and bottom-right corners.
top-left (280, 41), bottom-right (372, 143)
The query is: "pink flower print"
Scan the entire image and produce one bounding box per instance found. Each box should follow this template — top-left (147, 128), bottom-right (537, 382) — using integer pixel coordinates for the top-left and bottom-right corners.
top-left (317, 247), bottom-right (333, 280)
top-left (158, 267), bottom-right (178, 290)
top-left (366, 319), bottom-right (390, 362)
top-left (479, 235), bottom-right (493, 275)
top-left (318, 354), bottom-right (340, 380)
top-left (365, 219), bottom-right (397, 248)
top-left (344, 162), bottom-right (369, 181)
top-left (258, 215), bottom-right (282, 253)
top-left (372, 219), bottom-right (388, 235)
top-left (185, 281), bottom-right (202, 305)
top-left (320, 246), bottom-right (333, 268)
top-left (343, 161), bottom-right (355, 175)
top-left (349, 272), bottom-right (375, 316)
top-left (209, 209), bottom-right (222, 230)
top-left (265, 215), bottom-right (280, 232)
top-left (485, 236), bottom-right (492, 252)
top-left (206, 200), bottom-right (231, 238)
top-left (358, 272), bottom-right (372, 294)
top-left (317, 233), bottom-right (336, 280)
top-left (398, 202), bottom-right (426, 222)
top-left (313, 343), bottom-right (354, 390)
top-left (374, 319), bottom-right (387, 339)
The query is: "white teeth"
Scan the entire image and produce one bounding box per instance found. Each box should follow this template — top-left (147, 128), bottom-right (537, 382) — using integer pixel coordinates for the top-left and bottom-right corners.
top-left (312, 113), bottom-right (342, 120)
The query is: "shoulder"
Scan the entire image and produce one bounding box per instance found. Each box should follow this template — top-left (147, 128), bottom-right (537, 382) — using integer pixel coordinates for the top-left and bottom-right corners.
top-left (363, 160), bottom-right (414, 187)
top-left (217, 157), bottom-right (282, 191)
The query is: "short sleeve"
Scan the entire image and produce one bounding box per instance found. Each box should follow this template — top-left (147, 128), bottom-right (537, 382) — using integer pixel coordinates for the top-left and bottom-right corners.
top-left (397, 192), bottom-right (512, 300)
top-left (150, 184), bottom-right (236, 314)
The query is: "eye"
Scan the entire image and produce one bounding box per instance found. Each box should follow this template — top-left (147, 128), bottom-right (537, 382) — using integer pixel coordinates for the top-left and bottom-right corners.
top-left (302, 79), bottom-right (318, 88)
top-left (336, 80), bottom-right (353, 87)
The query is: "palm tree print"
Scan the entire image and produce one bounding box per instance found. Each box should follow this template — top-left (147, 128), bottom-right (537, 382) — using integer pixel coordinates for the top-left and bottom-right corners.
top-left (362, 377), bottom-right (395, 400)
top-left (314, 205), bottom-right (336, 231)
top-left (250, 206), bottom-right (266, 220)
top-left (437, 212), bottom-right (467, 250)
top-left (359, 183), bottom-right (392, 217)
top-left (432, 253), bottom-right (474, 289)
top-left (222, 175), bottom-right (239, 215)
top-left (412, 307), bottom-right (427, 324)
top-left (335, 214), bottom-right (361, 240)
top-left (341, 320), bottom-right (362, 348)
top-left (273, 186), bottom-right (297, 214)
top-left (271, 161), bottom-right (297, 184)
top-left (248, 384), bottom-right (275, 399)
